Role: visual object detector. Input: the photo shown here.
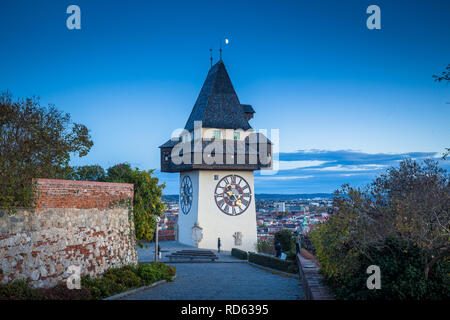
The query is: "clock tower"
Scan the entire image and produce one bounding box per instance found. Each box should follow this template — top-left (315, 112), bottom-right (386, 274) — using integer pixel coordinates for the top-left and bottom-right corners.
top-left (160, 60), bottom-right (272, 252)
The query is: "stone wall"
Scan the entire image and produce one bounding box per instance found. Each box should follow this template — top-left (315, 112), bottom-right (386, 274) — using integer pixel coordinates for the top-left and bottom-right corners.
top-left (0, 179), bottom-right (138, 288)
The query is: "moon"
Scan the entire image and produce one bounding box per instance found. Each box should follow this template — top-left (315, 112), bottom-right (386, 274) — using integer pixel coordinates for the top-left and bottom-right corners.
top-left (225, 38), bottom-right (229, 44)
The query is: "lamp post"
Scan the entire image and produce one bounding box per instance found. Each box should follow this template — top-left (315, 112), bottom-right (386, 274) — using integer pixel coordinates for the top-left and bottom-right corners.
top-left (155, 216), bottom-right (161, 262)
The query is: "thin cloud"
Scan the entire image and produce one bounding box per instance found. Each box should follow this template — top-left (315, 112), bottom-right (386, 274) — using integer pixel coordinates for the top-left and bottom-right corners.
top-left (255, 175), bottom-right (314, 181)
top-left (309, 164), bottom-right (387, 172)
top-left (278, 160), bottom-right (330, 170)
top-left (252, 149), bottom-right (449, 194)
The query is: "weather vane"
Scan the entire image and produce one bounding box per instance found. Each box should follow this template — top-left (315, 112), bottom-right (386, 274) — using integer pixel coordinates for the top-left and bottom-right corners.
top-left (211, 38), bottom-right (229, 66)
top-left (210, 48), bottom-right (213, 67)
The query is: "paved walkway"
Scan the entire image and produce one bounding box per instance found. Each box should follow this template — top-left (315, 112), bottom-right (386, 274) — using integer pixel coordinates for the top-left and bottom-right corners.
top-left (124, 241), bottom-right (304, 300)
top-left (138, 241), bottom-right (244, 263)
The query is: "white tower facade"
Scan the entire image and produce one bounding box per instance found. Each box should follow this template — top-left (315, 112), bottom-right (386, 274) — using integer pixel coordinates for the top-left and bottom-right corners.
top-left (178, 170), bottom-right (257, 252)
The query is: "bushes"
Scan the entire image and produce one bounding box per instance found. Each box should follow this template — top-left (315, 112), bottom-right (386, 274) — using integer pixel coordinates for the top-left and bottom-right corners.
top-left (248, 252), bottom-right (297, 274)
top-left (82, 265), bottom-right (143, 299)
top-left (274, 229), bottom-right (294, 252)
top-left (285, 248), bottom-right (297, 262)
top-left (0, 262), bottom-right (176, 300)
top-left (300, 234), bottom-right (315, 255)
top-left (0, 92), bottom-right (93, 212)
top-left (106, 163), bottom-right (166, 244)
top-left (82, 262), bottom-right (175, 299)
top-left (0, 280), bottom-right (39, 300)
top-left (310, 159), bottom-right (450, 300)
top-left (231, 248), bottom-right (248, 260)
top-left (320, 237), bottom-right (450, 300)
top-left (0, 280), bottom-right (93, 300)
top-left (137, 262), bottom-right (175, 284)
top-left (256, 238), bottom-right (273, 254)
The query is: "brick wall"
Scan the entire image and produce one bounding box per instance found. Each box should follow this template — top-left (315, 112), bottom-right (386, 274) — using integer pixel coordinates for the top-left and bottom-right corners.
top-left (0, 179), bottom-right (138, 288)
top-left (35, 179), bottom-right (134, 210)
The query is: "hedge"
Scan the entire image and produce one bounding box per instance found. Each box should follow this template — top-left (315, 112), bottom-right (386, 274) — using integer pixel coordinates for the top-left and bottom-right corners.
top-left (0, 262), bottom-right (176, 300)
top-left (248, 252), bottom-right (297, 274)
top-left (231, 248), bottom-right (248, 260)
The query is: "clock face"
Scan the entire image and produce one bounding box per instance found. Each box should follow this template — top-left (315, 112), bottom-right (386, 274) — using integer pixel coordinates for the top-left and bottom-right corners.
top-left (180, 175), bottom-right (193, 214)
top-left (214, 174), bottom-right (252, 216)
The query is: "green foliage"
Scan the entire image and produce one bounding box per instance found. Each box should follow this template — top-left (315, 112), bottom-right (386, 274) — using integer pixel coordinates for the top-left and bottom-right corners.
top-left (136, 262), bottom-right (175, 284)
top-left (274, 229), bottom-right (294, 252)
top-left (310, 159), bottom-right (450, 300)
top-left (82, 262), bottom-right (175, 300)
top-left (310, 203), bottom-right (361, 282)
top-left (65, 165), bottom-right (106, 181)
top-left (287, 264), bottom-right (299, 274)
top-left (106, 163), bottom-right (166, 243)
top-left (82, 265), bottom-right (142, 299)
top-left (256, 238), bottom-right (274, 254)
top-left (0, 280), bottom-right (91, 300)
top-left (0, 263), bottom-right (176, 300)
top-left (285, 248), bottom-right (297, 261)
top-left (248, 252), bottom-right (297, 274)
top-left (0, 92), bottom-right (93, 211)
top-left (300, 234), bottom-right (316, 255)
top-left (231, 248), bottom-right (248, 260)
top-left (324, 238), bottom-right (450, 300)
top-left (37, 283), bottom-right (92, 300)
top-left (106, 163), bottom-right (133, 183)
top-left (0, 280), bottom-right (39, 300)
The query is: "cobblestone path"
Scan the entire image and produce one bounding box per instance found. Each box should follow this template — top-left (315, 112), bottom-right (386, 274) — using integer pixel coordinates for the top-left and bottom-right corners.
top-left (121, 262), bottom-right (304, 300)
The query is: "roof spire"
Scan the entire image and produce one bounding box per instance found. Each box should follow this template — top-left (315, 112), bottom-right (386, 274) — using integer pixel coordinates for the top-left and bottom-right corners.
top-left (209, 48), bottom-right (213, 68)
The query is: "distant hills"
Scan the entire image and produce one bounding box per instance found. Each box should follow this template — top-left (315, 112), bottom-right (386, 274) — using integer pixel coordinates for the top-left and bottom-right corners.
top-left (162, 195), bottom-right (179, 202)
top-left (162, 193), bottom-right (333, 202)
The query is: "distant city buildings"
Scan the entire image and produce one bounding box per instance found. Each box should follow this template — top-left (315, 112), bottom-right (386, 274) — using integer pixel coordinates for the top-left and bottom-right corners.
top-left (159, 196), bottom-right (333, 243)
top-left (274, 201), bottom-right (286, 212)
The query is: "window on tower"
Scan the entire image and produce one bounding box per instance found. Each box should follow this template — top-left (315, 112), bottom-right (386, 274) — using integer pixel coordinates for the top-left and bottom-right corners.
top-left (213, 130), bottom-right (221, 140)
top-left (233, 131), bottom-right (240, 140)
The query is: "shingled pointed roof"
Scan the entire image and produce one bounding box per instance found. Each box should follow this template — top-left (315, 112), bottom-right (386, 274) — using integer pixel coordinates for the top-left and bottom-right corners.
top-left (184, 61), bottom-right (252, 131)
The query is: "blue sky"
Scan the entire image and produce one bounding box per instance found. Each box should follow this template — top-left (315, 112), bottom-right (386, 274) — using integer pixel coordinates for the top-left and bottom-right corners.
top-left (1, 0), bottom-right (449, 194)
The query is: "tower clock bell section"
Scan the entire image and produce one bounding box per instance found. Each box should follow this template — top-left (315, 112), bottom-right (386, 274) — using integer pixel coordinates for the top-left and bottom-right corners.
top-left (178, 170), bottom-right (258, 252)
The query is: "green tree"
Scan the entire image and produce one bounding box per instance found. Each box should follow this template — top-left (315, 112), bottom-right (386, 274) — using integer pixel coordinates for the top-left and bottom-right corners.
top-left (433, 64), bottom-right (450, 83)
top-left (66, 165), bottom-right (106, 181)
top-left (106, 163), bottom-right (166, 243)
top-left (432, 64), bottom-right (449, 158)
top-left (106, 163), bottom-right (133, 183)
top-left (256, 238), bottom-right (274, 254)
top-left (310, 159), bottom-right (450, 299)
top-left (0, 92), bottom-right (93, 211)
top-left (274, 229), bottom-right (294, 252)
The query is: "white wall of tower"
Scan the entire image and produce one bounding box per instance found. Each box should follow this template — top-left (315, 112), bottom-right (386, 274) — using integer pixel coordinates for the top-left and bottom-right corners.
top-left (178, 170), bottom-right (257, 252)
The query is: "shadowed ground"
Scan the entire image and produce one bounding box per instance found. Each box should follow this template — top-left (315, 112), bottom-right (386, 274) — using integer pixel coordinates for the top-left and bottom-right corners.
top-left (123, 241), bottom-right (304, 300)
